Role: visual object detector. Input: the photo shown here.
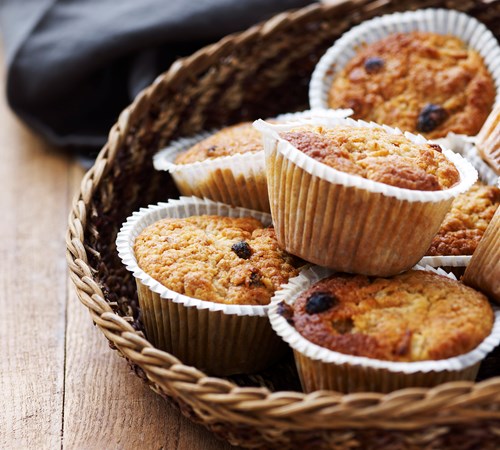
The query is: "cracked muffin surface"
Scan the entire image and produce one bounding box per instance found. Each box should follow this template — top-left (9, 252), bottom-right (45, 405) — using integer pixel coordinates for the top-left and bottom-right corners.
top-left (281, 270), bottom-right (493, 362)
top-left (281, 125), bottom-right (460, 190)
top-left (134, 215), bottom-right (300, 305)
top-left (175, 122), bottom-right (261, 164)
top-left (427, 182), bottom-right (500, 256)
top-left (328, 32), bottom-right (495, 139)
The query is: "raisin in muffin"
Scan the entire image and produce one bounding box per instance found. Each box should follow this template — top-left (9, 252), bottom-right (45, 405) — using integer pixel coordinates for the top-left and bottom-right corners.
top-left (427, 181), bottom-right (500, 256)
top-left (328, 32), bottom-right (495, 139)
top-left (134, 215), bottom-right (300, 306)
top-left (281, 270), bottom-right (493, 362)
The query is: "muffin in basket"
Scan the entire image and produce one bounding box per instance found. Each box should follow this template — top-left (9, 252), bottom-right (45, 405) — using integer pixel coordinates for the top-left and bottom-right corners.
top-left (254, 116), bottom-right (477, 276)
top-left (116, 197), bottom-right (302, 376)
top-left (425, 181), bottom-right (500, 257)
top-left (269, 266), bottom-right (500, 393)
top-left (310, 9), bottom-right (500, 138)
top-left (162, 122), bottom-right (270, 212)
top-left (327, 32), bottom-right (494, 138)
top-left (153, 110), bottom-right (351, 213)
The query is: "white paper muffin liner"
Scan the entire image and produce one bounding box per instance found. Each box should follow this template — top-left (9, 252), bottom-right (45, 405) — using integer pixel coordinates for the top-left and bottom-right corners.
top-left (310, 8), bottom-right (500, 114)
top-left (116, 196), bottom-right (292, 375)
top-left (155, 141), bottom-right (269, 212)
top-left (254, 116), bottom-right (477, 276)
top-left (476, 104), bottom-right (500, 173)
top-left (274, 108), bottom-right (353, 123)
top-left (152, 110), bottom-right (352, 213)
top-left (419, 133), bottom-right (499, 268)
top-left (269, 265), bottom-right (500, 393)
top-left (418, 255), bottom-right (473, 268)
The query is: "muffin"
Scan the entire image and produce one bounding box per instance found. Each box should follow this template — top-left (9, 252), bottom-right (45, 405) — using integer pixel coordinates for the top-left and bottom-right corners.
top-left (154, 122), bottom-right (269, 212)
top-left (476, 104), bottom-right (500, 174)
top-left (254, 117), bottom-right (477, 276)
top-left (327, 32), bottom-right (494, 138)
top-left (426, 182), bottom-right (500, 256)
top-left (269, 266), bottom-right (499, 393)
top-left (310, 9), bottom-right (500, 139)
top-left (153, 110), bottom-right (352, 213)
top-left (463, 201), bottom-right (500, 303)
top-left (286, 271), bottom-right (492, 361)
top-left (134, 215), bottom-right (299, 306)
top-left (117, 197), bottom-right (301, 375)
top-left (174, 122), bottom-right (261, 164)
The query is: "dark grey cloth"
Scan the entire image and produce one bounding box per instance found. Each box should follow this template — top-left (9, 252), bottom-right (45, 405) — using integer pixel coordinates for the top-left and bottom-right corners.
top-left (0, 0), bottom-right (313, 152)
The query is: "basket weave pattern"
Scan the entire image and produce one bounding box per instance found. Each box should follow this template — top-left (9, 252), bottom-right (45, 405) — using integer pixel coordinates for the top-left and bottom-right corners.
top-left (67, 1), bottom-right (500, 447)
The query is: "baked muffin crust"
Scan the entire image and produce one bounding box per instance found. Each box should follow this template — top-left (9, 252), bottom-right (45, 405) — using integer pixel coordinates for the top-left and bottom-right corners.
top-left (134, 215), bottom-right (299, 305)
top-left (427, 182), bottom-right (500, 255)
top-left (282, 271), bottom-right (493, 362)
top-left (175, 122), bottom-right (261, 164)
top-left (281, 125), bottom-right (460, 190)
top-left (328, 32), bottom-right (495, 138)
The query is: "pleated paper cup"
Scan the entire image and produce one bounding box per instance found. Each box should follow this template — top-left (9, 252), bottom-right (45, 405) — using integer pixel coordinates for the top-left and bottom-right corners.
top-left (419, 133), bottom-right (499, 269)
top-left (269, 265), bottom-right (500, 393)
top-left (476, 104), bottom-right (500, 174)
top-left (153, 110), bottom-right (352, 213)
top-left (254, 117), bottom-right (477, 276)
top-left (463, 180), bottom-right (500, 304)
top-left (116, 196), bottom-right (289, 376)
top-left (310, 8), bottom-right (500, 113)
top-left (154, 138), bottom-right (269, 212)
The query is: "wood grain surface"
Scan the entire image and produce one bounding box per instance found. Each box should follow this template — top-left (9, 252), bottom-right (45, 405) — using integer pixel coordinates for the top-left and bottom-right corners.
top-left (0, 48), bottom-right (235, 449)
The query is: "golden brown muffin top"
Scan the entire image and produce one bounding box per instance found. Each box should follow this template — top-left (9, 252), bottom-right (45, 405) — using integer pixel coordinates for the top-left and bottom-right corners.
top-left (280, 125), bottom-right (460, 190)
top-left (427, 181), bottom-right (500, 256)
top-left (134, 215), bottom-right (300, 305)
top-left (279, 271), bottom-right (493, 362)
top-left (174, 122), bottom-right (261, 164)
top-left (328, 32), bottom-right (495, 139)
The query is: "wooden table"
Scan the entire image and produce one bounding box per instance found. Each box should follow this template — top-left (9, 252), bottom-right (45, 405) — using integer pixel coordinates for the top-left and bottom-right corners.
top-left (0, 54), bottom-right (234, 449)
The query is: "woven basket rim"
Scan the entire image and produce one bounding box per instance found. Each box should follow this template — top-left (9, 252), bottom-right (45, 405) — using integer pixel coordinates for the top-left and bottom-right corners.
top-left (66, 0), bottom-right (500, 434)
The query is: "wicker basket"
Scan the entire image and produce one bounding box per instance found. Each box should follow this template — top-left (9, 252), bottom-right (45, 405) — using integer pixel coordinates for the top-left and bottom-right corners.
top-left (66, 1), bottom-right (500, 447)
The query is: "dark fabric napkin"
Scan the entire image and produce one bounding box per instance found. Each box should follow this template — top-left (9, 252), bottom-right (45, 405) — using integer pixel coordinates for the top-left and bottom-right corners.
top-left (0, 0), bottom-right (313, 153)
